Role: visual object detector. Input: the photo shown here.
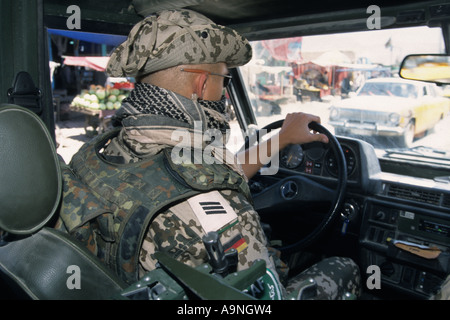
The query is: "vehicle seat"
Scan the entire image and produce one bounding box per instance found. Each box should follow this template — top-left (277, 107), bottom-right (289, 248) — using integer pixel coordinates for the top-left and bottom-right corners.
top-left (0, 104), bottom-right (127, 299)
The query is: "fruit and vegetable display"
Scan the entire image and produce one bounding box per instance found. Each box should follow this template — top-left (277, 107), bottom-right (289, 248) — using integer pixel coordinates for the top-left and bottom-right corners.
top-left (70, 82), bottom-right (133, 111)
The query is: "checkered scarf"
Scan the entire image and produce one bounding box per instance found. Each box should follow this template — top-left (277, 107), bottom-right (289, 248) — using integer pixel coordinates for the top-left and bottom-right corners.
top-left (114, 82), bottom-right (230, 134)
top-left (107, 82), bottom-right (232, 160)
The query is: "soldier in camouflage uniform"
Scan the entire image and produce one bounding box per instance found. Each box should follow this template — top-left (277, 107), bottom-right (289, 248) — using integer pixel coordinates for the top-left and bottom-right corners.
top-left (58, 9), bottom-right (361, 299)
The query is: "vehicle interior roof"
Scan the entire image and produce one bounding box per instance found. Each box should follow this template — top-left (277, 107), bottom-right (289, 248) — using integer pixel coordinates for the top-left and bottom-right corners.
top-left (43, 0), bottom-right (450, 45)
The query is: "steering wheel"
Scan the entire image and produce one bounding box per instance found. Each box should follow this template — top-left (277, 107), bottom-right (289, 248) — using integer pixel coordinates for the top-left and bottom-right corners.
top-left (249, 120), bottom-right (347, 255)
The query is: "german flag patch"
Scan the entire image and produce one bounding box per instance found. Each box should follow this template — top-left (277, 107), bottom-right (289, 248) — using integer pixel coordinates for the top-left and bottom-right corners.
top-left (223, 234), bottom-right (248, 253)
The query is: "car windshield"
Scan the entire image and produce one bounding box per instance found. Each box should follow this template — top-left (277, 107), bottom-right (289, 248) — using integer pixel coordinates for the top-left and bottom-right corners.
top-left (358, 82), bottom-right (418, 98)
top-left (230, 26), bottom-right (450, 165)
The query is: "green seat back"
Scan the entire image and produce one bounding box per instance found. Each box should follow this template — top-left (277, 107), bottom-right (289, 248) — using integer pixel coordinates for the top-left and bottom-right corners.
top-left (0, 104), bottom-right (60, 234)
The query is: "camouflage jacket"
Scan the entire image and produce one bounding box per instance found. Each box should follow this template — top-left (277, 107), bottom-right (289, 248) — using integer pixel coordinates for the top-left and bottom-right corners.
top-left (56, 128), bottom-right (281, 288)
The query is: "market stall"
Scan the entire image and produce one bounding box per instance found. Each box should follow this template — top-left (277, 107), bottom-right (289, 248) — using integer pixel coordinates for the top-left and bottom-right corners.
top-left (70, 82), bottom-right (132, 133)
top-left (62, 55), bottom-right (133, 134)
top-left (62, 56), bottom-right (110, 72)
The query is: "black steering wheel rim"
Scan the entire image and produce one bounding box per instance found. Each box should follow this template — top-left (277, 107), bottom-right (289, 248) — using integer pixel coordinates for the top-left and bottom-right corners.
top-left (252, 120), bottom-right (347, 255)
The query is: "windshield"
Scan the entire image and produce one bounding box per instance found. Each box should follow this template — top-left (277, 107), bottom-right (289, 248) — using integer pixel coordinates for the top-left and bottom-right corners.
top-left (232, 26), bottom-right (449, 165)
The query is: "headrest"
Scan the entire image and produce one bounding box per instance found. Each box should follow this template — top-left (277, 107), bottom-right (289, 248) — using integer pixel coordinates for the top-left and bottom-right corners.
top-left (0, 105), bottom-right (61, 235)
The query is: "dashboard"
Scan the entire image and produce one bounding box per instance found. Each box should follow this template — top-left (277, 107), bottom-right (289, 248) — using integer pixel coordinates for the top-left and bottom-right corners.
top-left (250, 136), bottom-right (450, 299)
top-left (280, 141), bottom-right (357, 178)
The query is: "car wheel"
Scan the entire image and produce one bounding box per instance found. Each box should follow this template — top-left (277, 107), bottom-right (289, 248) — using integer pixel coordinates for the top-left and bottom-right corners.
top-left (399, 121), bottom-right (415, 148)
top-left (428, 113), bottom-right (444, 135)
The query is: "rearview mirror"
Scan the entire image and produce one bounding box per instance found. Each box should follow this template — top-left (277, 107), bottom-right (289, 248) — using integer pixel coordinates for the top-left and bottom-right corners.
top-left (399, 54), bottom-right (450, 85)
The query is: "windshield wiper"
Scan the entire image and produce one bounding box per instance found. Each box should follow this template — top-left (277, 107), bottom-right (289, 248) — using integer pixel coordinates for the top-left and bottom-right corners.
top-left (434, 175), bottom-right (450, 183)
top-left (383, 145), bottom-right (450, 165)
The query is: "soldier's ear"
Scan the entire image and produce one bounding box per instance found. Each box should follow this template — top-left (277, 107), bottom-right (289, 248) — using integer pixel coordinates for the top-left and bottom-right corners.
top-left (193, 73), bottom-right (208, 100)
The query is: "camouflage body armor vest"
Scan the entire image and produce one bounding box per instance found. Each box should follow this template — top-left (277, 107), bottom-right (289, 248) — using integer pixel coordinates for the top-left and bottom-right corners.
top-left (58, 128), bottom-right (251, 284)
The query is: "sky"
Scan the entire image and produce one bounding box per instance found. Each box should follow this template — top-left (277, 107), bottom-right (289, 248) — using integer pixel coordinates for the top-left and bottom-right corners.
top-left (300, 26), bottom-right (445, 66)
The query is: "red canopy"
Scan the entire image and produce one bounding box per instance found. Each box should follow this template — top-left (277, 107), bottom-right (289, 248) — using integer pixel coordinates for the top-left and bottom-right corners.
top-left (261, 37), bottom-right (303, 63)
top-left (62, 56), bottom-right (109, 71)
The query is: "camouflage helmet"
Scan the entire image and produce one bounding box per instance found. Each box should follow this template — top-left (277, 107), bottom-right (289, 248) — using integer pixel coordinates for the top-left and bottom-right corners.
top-left (106, 9), bottom-right (252, 78)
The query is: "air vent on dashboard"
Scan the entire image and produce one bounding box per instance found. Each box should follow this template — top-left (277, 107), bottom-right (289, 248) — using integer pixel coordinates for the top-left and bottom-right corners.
top-left (386, 184), bottom-right (441, 206)
top-left (443, 194), bottom-right (450, 209)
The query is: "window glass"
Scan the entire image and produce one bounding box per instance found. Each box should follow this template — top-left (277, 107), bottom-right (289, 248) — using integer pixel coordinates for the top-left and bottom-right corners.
top-left (231, 26), bottom-right (449, 161)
